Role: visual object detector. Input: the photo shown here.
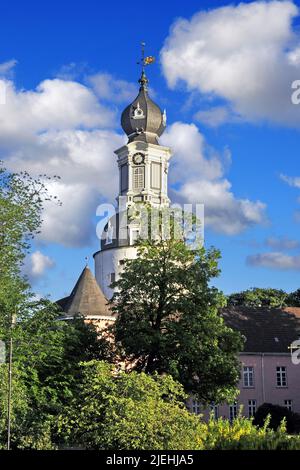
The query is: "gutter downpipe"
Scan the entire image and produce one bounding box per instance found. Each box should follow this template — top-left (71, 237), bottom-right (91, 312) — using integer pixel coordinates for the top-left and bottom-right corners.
top-left (261, 353), bottom-right (266, 403)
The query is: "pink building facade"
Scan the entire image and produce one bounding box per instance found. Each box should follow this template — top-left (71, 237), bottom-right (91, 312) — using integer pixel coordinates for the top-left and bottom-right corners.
top-left (189, 306), bottom-right (300, 420)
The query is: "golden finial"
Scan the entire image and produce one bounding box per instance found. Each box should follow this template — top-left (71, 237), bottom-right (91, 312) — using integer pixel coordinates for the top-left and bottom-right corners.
top-left (137, 42), bottom-right (155, 89)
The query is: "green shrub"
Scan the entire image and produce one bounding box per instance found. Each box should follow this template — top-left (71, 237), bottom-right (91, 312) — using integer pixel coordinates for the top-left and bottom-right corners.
top-left (203, 413), bottom-right (300, 450)
top-left (58, 361), bottom-right (206, 450)
top-left (254, 403), bottom-right (300, 434)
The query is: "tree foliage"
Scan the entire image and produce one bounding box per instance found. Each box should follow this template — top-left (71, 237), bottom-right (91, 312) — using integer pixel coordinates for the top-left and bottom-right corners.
top-left (0, 162), bottom-right (60, 321)
top-left (0, 303), bottom-right (103, 449)
top-left (110, 236), bottom-right (243, 404)
top-left (59, 361), bottom-right (205, 450)
top-left (227, 288), bottom-right (288, 309)
top-left (287, 288), bottom-right (300, 307)
top-left (59, 363), bottom-right (300, 451)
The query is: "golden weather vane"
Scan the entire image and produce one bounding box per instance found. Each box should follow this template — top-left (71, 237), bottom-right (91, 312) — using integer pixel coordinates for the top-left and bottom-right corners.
top-left (137, 42), bottom-right (155, 73)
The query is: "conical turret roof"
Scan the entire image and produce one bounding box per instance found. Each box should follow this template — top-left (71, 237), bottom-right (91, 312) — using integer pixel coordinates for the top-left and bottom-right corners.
top-left (57, 266), bottom-right (112, 318)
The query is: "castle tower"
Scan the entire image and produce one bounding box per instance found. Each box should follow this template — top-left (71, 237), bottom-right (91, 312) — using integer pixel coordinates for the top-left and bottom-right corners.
top-left (57, 266), bottom-right (115, 329)
top-left (94, 66), bottom-right (172, 299)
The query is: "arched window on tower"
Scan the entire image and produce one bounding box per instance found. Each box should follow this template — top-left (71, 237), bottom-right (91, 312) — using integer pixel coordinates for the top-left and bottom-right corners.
top-left (105, 220), bottom-right (114, 245)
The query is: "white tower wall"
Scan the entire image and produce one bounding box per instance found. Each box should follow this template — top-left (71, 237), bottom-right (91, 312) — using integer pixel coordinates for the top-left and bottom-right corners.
top-left (94, 246), bottom-right (138, 299)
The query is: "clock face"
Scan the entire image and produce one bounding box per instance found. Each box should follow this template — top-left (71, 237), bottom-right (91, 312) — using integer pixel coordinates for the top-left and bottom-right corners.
top-left (133, 152), bottom-right (144, 165)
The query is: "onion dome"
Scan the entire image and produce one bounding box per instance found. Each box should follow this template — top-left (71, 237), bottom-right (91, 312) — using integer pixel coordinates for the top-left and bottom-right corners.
top-left (121, 70), bottom-right (166, 145)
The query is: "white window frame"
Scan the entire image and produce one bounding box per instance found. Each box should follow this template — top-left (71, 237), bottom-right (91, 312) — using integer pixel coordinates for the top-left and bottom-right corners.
top-left (191, 399), bottom-right (201, 415)
top-left (229, 402), bottom-right (238, 422)
top-left (248, 399), bottom-right (257, 417)
top-left (276, 366), bottom-right (287, 387)
top-left (210, 403), bottom-right (219, 420)
top-left (284, 399), bottom-right (293, 411)
top-left (133, 166), bottom-right (144, 191)
top-left (243, 366), bottom-right (254, 388)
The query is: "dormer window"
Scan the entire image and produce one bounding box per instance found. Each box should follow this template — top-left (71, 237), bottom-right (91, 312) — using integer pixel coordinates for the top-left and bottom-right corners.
top-left (132, 102), bottom-right (145, 120)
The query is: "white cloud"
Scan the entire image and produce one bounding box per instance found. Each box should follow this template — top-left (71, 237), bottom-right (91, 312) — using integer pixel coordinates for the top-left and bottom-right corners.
top-left (56, 62), bottom-right (90, 81)
top-left (0, 69), bottom-right (265, 246)
top-left (194, 106), bottom-right (237, 127)
top-left (280, 174), bottom-right (300, 222)
top-left (265, 236), bottom-right (300, 250)
top-left (247, 252), bottom-right (300, 270)
top-left (280, 173), bottom-right (300, 188)
top-left (23, 250), bottom-right (55, 280)
top-left (161, 122), bottom-right (267, 234)
top-left (161, 1), bottom-right (300, 127)
top-left (0, 60), bottom-right (17, 77)
top-left (88, 72), bottom-right (137, 104)
top-left (0, 76), bottom-right (125, 247)
top-left (0, 78), bottom-right (115, 141)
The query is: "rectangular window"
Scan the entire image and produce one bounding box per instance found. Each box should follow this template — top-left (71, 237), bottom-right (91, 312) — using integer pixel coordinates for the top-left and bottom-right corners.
top-left (276, 366), bottom-right (287, 387)
top-left (110, 273), bottom-right (115, 284)
top-left (121, 164), bottom-right (128, 192)
top-left (210, 403), bottom-right (219, 420)
top-left (243, 366), bottom-right (254, 388)
top-left (133, 166), bottom-right (144, 191)
top-left (248, 399), bottom-right (257, 417)
top-left (229, 402), bottom-right (237, 422)
top-left (191, 399), bottom-right (201, 415)
top-left (284, 400), bottom-right (293, 411)
top-left (151, 162), bottom-right (161, 189)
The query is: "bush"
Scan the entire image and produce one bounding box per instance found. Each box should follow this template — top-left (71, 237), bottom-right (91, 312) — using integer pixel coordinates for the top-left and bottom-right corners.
top-left (203, 414), bottom-right (300, 450)
top-left (58, 362), bottom-right (300, 450)
top-left (58, 361), bottom-right (206, 450)
top-left (254, 403), bottom-right (300, 434)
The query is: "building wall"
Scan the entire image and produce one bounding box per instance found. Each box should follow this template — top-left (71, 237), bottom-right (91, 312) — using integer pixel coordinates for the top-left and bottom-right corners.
top-left (94, 246), bottom-right (138, 299)
top-left (188, 353), bottom-right (300, 419)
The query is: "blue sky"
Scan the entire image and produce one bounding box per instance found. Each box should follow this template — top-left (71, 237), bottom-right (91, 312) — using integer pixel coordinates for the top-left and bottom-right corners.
top-left (1, 0), bottom-right (300, 299)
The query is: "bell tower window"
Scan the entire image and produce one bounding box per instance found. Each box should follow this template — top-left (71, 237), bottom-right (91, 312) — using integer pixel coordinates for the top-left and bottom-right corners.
top-left (133, 166), bottom-right (144, 191)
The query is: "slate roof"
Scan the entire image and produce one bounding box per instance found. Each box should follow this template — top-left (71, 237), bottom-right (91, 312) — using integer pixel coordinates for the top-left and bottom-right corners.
top-left (222, 306), bottom-right (300, 353)
top-left (57, 267), bottom-right (112, 318)
top-left (121, 71), bottom-right (165, 144)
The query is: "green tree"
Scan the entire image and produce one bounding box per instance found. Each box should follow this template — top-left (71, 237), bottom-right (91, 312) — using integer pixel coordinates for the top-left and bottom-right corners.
top-left (0, 164), bottom-right (108, 448)
top-left (0, 302), bottom-right (104, 449)
top-left (0, 162), bottom-right (59, 322)
top-left (227, 288), bottom-right (288, 309)
top-left (110, 236), bottom-right (243, 404)
top-left (287, 288), bottom-right (300, 307)
top-left (59, 360), bottom-right (205, 450)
